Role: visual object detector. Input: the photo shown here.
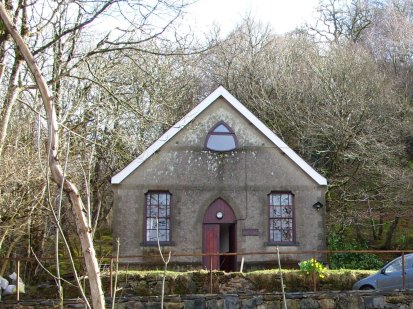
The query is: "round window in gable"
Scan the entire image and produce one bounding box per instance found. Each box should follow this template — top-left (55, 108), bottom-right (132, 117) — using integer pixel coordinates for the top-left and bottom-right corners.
top-left (205, 121), bottom-right (238, 152)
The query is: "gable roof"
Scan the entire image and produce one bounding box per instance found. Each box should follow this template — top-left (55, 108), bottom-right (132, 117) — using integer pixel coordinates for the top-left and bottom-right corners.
top-left (111, 86), bottom-right (327, 185)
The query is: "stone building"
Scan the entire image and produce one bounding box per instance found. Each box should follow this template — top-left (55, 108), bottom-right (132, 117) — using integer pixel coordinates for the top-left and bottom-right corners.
top-left (111, 86), bottom-right (327, 271)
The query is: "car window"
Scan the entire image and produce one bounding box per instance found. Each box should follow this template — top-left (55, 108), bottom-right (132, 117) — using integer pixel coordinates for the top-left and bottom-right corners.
top-left (385, 255), bottom-right (413, 273)
top-left (405, 255), bottom-right (413, 268)
top-left (386, 257), bottom-right (402, 273)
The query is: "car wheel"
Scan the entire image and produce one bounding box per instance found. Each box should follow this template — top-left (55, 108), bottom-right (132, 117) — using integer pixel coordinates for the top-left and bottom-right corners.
top-left (360, 285), bottom-right (374, 290)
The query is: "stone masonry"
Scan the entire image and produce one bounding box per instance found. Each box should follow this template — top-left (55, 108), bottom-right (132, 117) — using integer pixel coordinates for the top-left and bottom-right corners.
top-left (3, 291), bottom-right (413, 309)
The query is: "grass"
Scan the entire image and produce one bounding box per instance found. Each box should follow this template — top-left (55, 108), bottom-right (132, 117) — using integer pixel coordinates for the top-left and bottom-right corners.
top-left (103, 268), bottom-right (376, 296)
top-left (6, 268), bottom-right (376, 300)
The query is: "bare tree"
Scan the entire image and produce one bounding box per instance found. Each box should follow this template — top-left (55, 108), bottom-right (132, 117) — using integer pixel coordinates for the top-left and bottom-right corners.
top-left (199, 18), bottom-right (410, 247)
top-left (0, 4), bottom-right (106, 307)
top-left (308, 0), bottom-right (373, 43)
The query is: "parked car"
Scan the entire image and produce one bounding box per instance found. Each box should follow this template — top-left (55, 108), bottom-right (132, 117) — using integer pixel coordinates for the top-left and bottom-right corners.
top-left (353, 253), bottom-right (413, 290)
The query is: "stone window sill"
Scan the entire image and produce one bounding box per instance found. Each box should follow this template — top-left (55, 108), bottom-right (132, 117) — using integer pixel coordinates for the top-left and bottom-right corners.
top-left (265, 242), bottom-right (299, 246)
top-left (140, 241), bottom-right (176, 247)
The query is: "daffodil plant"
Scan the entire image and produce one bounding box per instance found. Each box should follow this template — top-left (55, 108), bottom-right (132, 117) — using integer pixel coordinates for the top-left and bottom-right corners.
top-left (299, 258), bottom-right (327, 279)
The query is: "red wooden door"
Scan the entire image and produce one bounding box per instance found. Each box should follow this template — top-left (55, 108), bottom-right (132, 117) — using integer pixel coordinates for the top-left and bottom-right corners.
top-left (202, 224), bottom-right (220, 270)
top-left (202, 198), bottom-right (237, 270)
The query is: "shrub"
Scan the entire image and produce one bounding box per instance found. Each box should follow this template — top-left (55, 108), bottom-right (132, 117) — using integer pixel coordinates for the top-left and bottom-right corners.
top-left (328, 233), bottom-right (383, 270)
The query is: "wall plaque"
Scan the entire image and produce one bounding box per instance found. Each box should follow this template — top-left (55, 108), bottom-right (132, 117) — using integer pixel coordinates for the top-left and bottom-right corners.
top-left (242, 228), bottom-right (259, 236)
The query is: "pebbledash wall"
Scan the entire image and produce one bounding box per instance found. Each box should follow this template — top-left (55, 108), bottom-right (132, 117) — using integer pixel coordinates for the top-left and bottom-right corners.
top-left (3, 291), bottom-right (413, 309)
top-left (112, 94), bottom-right (327, 267)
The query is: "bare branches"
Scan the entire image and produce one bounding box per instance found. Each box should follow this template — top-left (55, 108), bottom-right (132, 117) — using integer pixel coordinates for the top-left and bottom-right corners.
top-left (0, 4), bottom-right (106, 308)
top-left (33, 0), bottom-right (117, 56)
top-left (199, 16), bottom-right (412, 246)
top-left (309, 0), bottom-right (372, 43)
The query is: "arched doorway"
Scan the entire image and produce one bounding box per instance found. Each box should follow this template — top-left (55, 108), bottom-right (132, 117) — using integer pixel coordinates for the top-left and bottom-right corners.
top-left (202, 198), bottom-right (237, 271)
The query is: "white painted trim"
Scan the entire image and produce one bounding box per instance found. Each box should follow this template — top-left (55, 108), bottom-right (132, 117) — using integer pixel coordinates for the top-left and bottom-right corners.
top-left (111, 86), bottom-right (327, 185)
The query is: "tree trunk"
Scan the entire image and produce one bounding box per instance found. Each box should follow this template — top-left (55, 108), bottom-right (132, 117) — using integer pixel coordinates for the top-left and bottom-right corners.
top-left (0, 5), bottom-right (105, 308)
top-left (0, 234), bottom-right (23, 277)
top-left (0, 0), bottom-right (12, 85)
top-left (382, 216), bottom-right (400, 250)
top-left (368, 202), bottom-right (377, 241)
top-left (0, 57), bottom-right (23, 161)
top-left (378, 212), bottom-right (384, 240)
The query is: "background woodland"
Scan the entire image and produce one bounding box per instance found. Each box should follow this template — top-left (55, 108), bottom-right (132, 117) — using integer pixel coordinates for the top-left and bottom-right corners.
top-left (1, 0), bottom-right (413, 275)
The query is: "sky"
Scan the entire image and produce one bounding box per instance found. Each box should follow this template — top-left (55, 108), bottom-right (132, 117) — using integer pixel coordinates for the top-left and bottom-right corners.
top-left (183, 0), bottom-right (320, 36)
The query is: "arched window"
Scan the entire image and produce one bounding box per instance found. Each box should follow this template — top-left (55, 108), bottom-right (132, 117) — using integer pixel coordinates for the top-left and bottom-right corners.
top-left (205, 121), bottom-right (238, 152)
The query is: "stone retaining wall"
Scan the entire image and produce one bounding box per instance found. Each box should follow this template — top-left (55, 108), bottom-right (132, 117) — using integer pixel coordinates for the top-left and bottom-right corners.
top-left (2, 291), bottom-right (413, 309)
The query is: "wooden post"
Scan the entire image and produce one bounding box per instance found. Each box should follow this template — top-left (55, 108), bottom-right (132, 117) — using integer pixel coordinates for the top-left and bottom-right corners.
top-left (209, 255), bottom-right (213, 294)
top-left (402, 252), bottom-right (406, 290)
top-left (312, 255), bottom-right (317, 292)
top-left (16, 259), bottom-right (20, 301)
top-left (110, 257), bottom-right (114, 298)
top-left (276, 246), bottom-right (287, 309)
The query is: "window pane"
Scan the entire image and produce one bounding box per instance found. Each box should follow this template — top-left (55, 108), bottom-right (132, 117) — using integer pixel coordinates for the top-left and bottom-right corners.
top-left (206, 135), bottom-right (236, 151)
top-left (147, 218), bottom-right (157, 229)
top-left (159, 193), bottom-right (168, 206)
top-left (281, 194), bottom-right (290, 205)
top-left (150, 194), bottom-right (158, 206)
top-left (406, 255), bottom-right (413, 269)
top-left (270, 205), bottom-right (281, 218)
top-left (213, 124), bottom-right (231, 133)
top-left (271, 194), bottom-right (281, 206)
top-left (148, 206), bottom-right (158, 217)
top-left (158, 230), bottom-right (168, 241)
top-left (271, 229), bottom-right (281, 242)
top-left (282, 219), bottom-right (292, 228)
top-left (282, 228), bottom-right (293, 241)
top-left (387, 258), bottom-right (402, 273)
top-left (282, 205), bottom-right (292, 216)
top-left (270, 219), bottom-right (281, 230)
top-left (158, 218), bottom-right (168, 230)
top-left (146, 230), bottom-right (157, 242)
top-left (159, 204), bottom-right (167, 217)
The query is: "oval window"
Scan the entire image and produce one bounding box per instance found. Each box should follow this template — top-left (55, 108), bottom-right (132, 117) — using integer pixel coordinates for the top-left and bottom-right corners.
top-left (205, 121), bottom-right (238, 152)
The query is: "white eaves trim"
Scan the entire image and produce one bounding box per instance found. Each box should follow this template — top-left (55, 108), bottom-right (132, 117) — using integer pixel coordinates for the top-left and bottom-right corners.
top-left (111, 86), bottom-right (327, 185)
